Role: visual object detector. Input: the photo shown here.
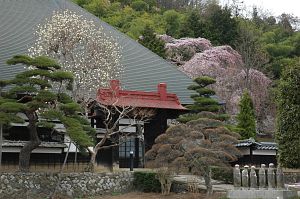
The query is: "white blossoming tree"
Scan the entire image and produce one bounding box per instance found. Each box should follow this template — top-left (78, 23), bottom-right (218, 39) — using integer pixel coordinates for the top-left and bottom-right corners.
top-left (29, 10), bottom-right (123, 107)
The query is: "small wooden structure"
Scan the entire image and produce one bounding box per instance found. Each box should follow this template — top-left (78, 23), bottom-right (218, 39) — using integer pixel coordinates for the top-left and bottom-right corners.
top-left (235, 138), bottom-right (277, 166)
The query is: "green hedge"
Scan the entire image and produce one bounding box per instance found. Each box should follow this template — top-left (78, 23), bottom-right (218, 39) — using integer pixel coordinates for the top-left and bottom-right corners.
top-left (133, 171), bottom-right (161, 192)
top-left (211, 167), bottom-right (233, 184)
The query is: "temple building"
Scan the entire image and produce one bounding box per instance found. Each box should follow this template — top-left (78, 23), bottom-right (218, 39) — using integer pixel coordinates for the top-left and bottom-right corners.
top-left (90, 80), bottom-right (187, 168)
top-left (0, 0), bottom-right (194, 168)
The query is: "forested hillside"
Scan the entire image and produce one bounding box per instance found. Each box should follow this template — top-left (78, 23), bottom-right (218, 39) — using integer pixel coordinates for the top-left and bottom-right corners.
top-left (74, 0), bottom-right (300, 134)
top-left (74, 0), bottom-right (300, 80)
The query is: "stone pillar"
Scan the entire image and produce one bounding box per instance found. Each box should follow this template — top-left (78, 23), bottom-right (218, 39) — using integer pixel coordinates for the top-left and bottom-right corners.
top-left (276, 167), bottom-right (284, 189)
top-left (233, 164), bottom-right (241, 189)
top-left (242, 165), bottom-right (249, 189)
top-left (250, 166), bottom-right (258, 189)
top-left (258, 164), bottom-right (266, 189)
top-left (267, 163), bottom-right (275, 189)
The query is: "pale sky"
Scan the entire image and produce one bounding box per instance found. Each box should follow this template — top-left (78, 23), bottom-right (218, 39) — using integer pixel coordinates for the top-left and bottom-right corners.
top-left (221, 0), bottom-right (300, 18)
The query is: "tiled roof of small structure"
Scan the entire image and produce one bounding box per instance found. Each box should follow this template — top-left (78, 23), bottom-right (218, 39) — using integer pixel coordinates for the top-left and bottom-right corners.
top-left (235, 138), bottom-right (261, 147)
top-left (2, 140), bottom-right (67, 148)
top-left (0, 0), bottom-right (194, 104)
top-left (236, 139), bottom-right (277, 150)
top-left (96, 80), bottom-right (186, 110)
top-left (256, 142), bottom-right (278, 150)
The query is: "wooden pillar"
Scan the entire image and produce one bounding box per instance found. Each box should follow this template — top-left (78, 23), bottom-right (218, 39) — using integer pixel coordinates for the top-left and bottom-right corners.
top-left (250, 146), bottom-right (253, 165)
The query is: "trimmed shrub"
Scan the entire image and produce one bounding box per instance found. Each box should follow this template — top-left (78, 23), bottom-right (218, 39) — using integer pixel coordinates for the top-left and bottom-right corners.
top-left (276, 64), bottom-right (300, 168)
top-left (236, 90), bottom-right (256, 139)
top-left (133, 171), bottom-right (161, 192)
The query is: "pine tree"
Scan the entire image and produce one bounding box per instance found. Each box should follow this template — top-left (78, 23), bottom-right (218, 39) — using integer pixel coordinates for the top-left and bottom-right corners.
top-left (178, 76), bottom-right (221, 123)
top-left (138, 25), bottom-right (166, 58)
top-left (206, 6), bottom-right (238, 46)
top-left (0, 80), bottom-right (26, 168)
top-left (276, 64), bottom-right (300, 168)
top-left (236, 90), bottom-right (256, 139)
top-left (146, 113), bottom-right (240, 195)
top-left (1, 55), bottom-right (94, 172)
top-left (178, 10), bottom-right (203, 38)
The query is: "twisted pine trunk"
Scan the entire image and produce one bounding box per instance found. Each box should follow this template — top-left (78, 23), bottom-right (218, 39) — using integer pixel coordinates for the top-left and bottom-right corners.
top-left (87, 132), bottom-right (109, 172)
top-left (19, 112), bottom-right (41, 172)
top-left (86, 150), bottom-right (97, 172)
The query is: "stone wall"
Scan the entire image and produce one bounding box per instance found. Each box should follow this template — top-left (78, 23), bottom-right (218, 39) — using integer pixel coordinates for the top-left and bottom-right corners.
top-left (284, 171), bottom-right (300, 184)
top-left (0, 171), bottom-right (133, 199)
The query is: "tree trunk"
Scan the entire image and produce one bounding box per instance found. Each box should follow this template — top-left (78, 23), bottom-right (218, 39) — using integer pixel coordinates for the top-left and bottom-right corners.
top-left (87, 149), bottom-right (97, 172)
top-left (19, 112), bottom-right (41, 172)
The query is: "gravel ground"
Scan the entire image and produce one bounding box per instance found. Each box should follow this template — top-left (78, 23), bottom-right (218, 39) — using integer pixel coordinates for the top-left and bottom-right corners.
top-left (92, 192), bottom-right (225, 199)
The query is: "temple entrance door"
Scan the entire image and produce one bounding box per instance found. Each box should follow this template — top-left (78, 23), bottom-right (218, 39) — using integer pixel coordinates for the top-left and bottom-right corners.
top-left (119, 136), bottom-right (143, 168)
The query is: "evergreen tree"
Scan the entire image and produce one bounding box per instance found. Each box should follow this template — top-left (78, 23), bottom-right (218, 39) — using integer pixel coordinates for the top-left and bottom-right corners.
top-left (276, 64), bottom-right (300, 168)
top-left (131, 0), bottom-right (149, 11)
top-left (178, 76), bottom-right (221, 123)
top-left (206, 6), bottom-right (238, 46)
top-left (163, 10), bottom-right (182, 38)
top-left (178, 6), bottom-right (238, 47)
top-left (178, 10), bottom-right (204, 38)
top-left (0, 80), bottom-right (26, 168)
top-left (1, 55), bottom-right (94, 172)
top-left (146, 114), bottom-right (240, 195)
top-left (236, 90), bottom-right (256, 139)
top-left (84, 0), bottom-right (110, 17)
top-left (138, 25), bottom-right (166, 58)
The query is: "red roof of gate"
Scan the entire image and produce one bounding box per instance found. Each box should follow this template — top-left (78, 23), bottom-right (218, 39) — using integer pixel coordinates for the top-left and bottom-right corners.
top-left (96, 80), bottom-right (186, 110)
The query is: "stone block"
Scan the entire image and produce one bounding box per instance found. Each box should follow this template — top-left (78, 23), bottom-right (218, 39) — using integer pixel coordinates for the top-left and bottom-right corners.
top-left (227, 189), bottom-right (298, 199)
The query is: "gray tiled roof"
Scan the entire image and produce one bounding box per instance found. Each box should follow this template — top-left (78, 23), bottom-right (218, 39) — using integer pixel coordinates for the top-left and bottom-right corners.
top-left (256, 142), bottom-right (277, 150)
top-left (2, 140), bottom-right (67, 148)
top-left (0, 0), bottom-right (194, 104)
top-left (235, 138), bottom-right (260, 147)
top-left (236, 139), bottom-right (277, 151)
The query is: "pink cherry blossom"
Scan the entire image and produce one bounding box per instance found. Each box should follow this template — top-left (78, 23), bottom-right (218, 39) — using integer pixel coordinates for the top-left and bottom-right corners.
top-left (159, 35), bottom-right (212, 65)
top-left (166, 37), bottom-right (276, 133)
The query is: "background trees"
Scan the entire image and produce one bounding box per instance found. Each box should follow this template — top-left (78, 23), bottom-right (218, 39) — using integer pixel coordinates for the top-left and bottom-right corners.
top-left (29, 10), bottom-right (123, 107)
top-left (138, 25), bottom-right (166, 58)
top-left (1, 55), bottom-right (94, 172)
top-left (132, 0), bottom-right (150, 11)
top-left (276, 63), bottom-right (300, 168)
top-left (178, 10), bottom-right (204, 38)
top-left (203, 5), bottom-right (238, 46)
top-left (235, 19), bottom-right (268, 89)
top-left (163, 10), bottom-right (182, 38)
top-left (84, 0), bottom-right (111, 17)
top-left (73, 0), bottom-right (299, 83)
